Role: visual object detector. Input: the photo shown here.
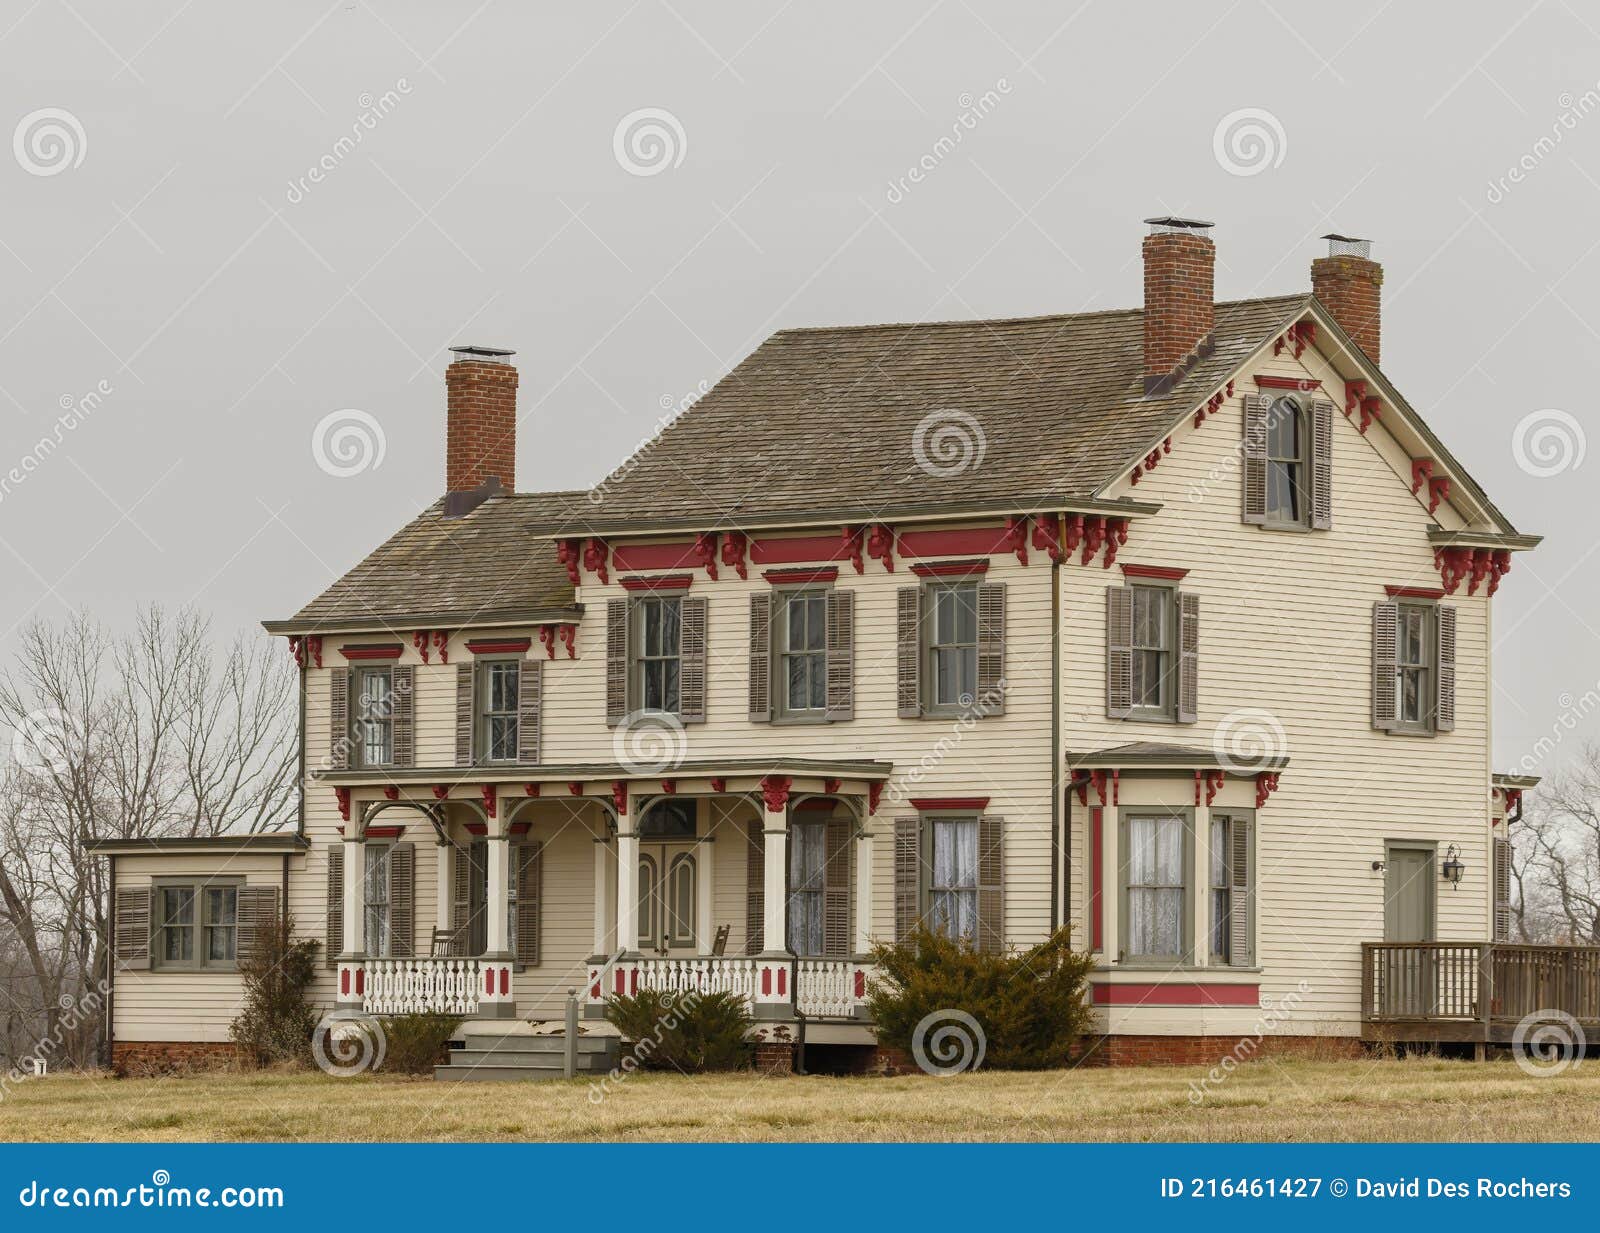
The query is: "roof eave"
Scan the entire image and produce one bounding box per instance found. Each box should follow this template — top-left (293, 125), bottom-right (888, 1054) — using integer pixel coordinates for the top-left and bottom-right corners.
top-left (262, 604), bottom-right (585, 638)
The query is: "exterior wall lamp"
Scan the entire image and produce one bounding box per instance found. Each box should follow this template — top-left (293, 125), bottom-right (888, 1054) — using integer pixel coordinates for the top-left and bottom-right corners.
top-left (1441, 844), bottom-right (1465, 888)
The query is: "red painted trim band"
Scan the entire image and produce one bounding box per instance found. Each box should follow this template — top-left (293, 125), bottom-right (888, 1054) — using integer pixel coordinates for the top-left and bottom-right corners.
top-left (794, 798), bottom-right (838, 811)
top-left (612, 542), bottom-right (698, 571)
top-left (619, 574), bottom-right (693, 592)
top-left (465, 638), bottom-right (532, 654)
top-left (1120, 563), bottom-right (1188, 581)
top-left (910, 559), bottom-right (990, 577)
top-left (1385, 585), bottom-right (1445, 600)
top-left (909, 797), bottom-right (990, 811)
top-left (762, 566), bottom-right (839, 584)
top-left (364, 824), bottom-right (405, 839)
top-left (897, 526), bottom-right (1012, 559)
top-left (338, 643), bottom-right (404, 660)
top-left (1253, 374), bottom-right (1322, 392)
top-left (749, 535), bottom-right (851, 566)
top-left (1091, 982), bottom-right (1261, 1008)
top-left (463, 822), bottom-right (487, 836)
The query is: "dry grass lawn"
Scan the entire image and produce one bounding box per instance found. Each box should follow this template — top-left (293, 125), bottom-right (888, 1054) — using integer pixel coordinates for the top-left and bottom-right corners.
top-left (3, 1057), bottom-right (1598, 1142)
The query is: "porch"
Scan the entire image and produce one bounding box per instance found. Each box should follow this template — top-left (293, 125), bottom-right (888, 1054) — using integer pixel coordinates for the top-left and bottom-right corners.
top-left (1361, 941), bottom-right (1600, 1045)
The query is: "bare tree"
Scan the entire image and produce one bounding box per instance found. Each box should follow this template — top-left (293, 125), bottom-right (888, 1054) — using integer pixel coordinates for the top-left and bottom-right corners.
top-left (1513, 746), bottom-right (1600, 945)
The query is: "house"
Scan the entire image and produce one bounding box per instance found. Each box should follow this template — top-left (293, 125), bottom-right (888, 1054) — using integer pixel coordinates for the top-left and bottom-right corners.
top-left (95, 218), bottom-right (1585, 1076)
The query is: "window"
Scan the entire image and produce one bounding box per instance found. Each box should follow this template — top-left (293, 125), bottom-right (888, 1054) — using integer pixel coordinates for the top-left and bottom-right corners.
top-left (363, 843), bottom-right (391, 958)
top-left (1265, 397), bottom-right (1307, 525)
top-left (779, 591), bottom-right (828, 716)
top-left (353, 666), bottom-right (394, 766)
top-left (478, 660), bottom-right (519, 762)
top-left (1122, 813), bottom-right (1188, 963)
top-left (504, 845), bottom-right (519, 951)
top-left (1209, 816), bottom-right (1232, 964)
top-left (928, 817), bottom-right (979, 943)
top-left (928, 583), bottom-right (978, 710)
top-left (787, 819), bottom-right (827, 955)
top-left (640, 799), bottom-right (696, 839)
top-left (156, 882), bottom-right (238, 969)
top-left (1130, 585), bottom-right (1174, 716)
top-left (634, 596), bottom-right (682, 713)
top-left (466, 838), bottom-right (488, 956)
top-left (1396, 603), bottom-right (1432, 727)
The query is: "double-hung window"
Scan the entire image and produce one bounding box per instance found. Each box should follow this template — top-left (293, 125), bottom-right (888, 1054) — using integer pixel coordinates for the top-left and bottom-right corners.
top-left (928, 817), bottom-right (979, 943)
top-left (1122, 813), bottom-right (1188, 963)
top-left (156, 881), bottom-right (238, 969)
top-left (1396, 602), bottom-right (1432, 728)
top-left (1265, 397), bottom-right (1308, 526)
top-left (363, 843), bottom-right (392, 958)
top-left (1130, 585), bottom-right (1174, 717)
top-left (779, 591), bottom-right (827, 717)
top-left (787, 819), bottom-right (827, 955)
top-left (353, 665), bottom-right (394, 767)
top-left (635, 596), bottom-right (682, 713)
top-left (479, 660), bottom-right (519, 762)
top-left (928, 583), bottom-right (978, 711)
top-left (1209, 816), bottom-right (1233, 964)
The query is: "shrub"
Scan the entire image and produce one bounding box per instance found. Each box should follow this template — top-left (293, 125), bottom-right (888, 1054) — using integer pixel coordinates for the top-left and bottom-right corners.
top-left (604, 988), bottom-right (752, 1072)
top-left (867, 926), bottom-right (1095, 1071)
top-left (229, 913), bottom-right (319, 1067)
top-left (377, 1012), bottom-right (465, 1074)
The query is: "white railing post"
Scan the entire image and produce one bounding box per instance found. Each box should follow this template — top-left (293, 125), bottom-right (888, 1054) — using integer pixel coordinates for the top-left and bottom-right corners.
top-left (361, 957), bottom-right (482, 1017)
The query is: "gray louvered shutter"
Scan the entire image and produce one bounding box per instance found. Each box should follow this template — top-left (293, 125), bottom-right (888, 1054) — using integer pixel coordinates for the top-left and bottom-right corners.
top-left (976, 814), bottom-right (1005, 954)
top-left (1177, 591), bottom-right (1199, 724)
top-left (114, 885), bottom-right (153, 971)
top-left (744, 818), bottom-right (764, 954)
top-left (324, 844), bottom-right (343, 968)
top-left (823, 813), bottom-right (852, 958)
top-left (391, 664), bottom-right (415, 767)
top-left (388, 842), bottom-right (415, 958)
top-left (606, 600), bottom-right (629, 727)
top-left (1228, 816), bottom-right (1253, 967)
top-left (451, 844), bottom-right (472, 955)
top-left (896, 587), bottom-right (922, 718)
top-left (678, 596), bottom-right (707, 723)
top-left (454, 663), bottom-right (475, 765)
top-left (749, 593), bottom-right (773, 721)
top-left (1310, 398), bottom-right (1334, 529)
top-left (329, 669), bottom-right (349, 769)
top-left (1435, 604), bottom-right (1457, 733)
top-left (518, 658), bottom-right (542, 764)
top-left (1371, 601), bottom-right (1399, 731)
top-left (894, 816), bottom-right (921, 940)
top-left (825, 589), bottom-right (855, 721)
top-left (1242, 393), bottom-right (1270, 525)
top-left (1105, 586), bottom-right (1134, 718)
top-left (976, 582), bottom-right (1006, 716)
top-left (235, 886), bottom-right (280, 963)
top-left (1493, 836), bottom-right (1513, 941)
top-left (516, 841), bottom-right (543, 966)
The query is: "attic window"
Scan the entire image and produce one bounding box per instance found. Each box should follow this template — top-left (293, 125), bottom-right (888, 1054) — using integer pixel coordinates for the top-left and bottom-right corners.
top-left (1265, 397), bottom-right (1308, 526)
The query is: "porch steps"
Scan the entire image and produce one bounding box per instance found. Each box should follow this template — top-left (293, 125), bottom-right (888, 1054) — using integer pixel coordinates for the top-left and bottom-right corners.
top-left (434, 1031), bottom-right (620, 1083)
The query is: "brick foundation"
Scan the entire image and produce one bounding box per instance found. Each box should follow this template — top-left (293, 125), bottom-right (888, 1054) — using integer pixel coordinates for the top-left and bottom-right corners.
top-left (753, 1041), bottom-right (795, 1076)
top-left (112, 1041), bottom-right (243, 1077)
top-left (1080, 1033), bottom-right (1365, 1068)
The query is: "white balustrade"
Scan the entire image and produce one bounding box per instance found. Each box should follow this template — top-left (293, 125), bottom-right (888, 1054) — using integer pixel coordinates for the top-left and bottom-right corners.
top-left (596, 956), bottom-right (872, 1020)
top-left (363, 957), bottom-right (482, 1016)
top-left (630, 956), bottom-right (760, 1005)
top-left (795, 959), bottom-right (860, 1018)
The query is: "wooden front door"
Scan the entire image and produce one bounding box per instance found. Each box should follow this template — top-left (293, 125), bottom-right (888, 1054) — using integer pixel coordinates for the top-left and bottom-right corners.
top-left (638, 844), bottom-right (698, 956)
top-left (1383, 845), bottom-right (1437, 1015)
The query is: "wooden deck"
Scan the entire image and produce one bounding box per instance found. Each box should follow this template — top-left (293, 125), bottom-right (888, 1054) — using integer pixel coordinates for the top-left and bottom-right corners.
top-left (1362, 941), bottom-right (1600, 1044)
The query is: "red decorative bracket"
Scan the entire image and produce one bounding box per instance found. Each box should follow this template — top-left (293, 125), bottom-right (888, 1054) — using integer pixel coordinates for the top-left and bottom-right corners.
top-left (840, 525), bottom-right (865, 575)
top-left (538, 626), bottom-right (558, 659)
top-left (1003, 515), bottom-right (1029, 567)
top-left (383, 785), bottom-right (400, 801)
top-left (480, 784), bottom-right (497, 820)
top-left (1435, 546), bottom-right (1473, 595)
top-left (431, 784), bottom-right (449, 801)
top-left (1031, 513), bottom-right (1063, 563)
top-left (292, 635), bottom-right (323, 669)
top-left (1254, 772), bottom-right (1281, 809)
top-left (583, 537), bottom-right (610, 585)
top-left (1194, 387), bottom-right (1228, 429)
top-left (1344, 380), bottom-right (1367, 417)
top-left (555, 538), bottom-right (581, 585)
top-left (611, 780), bottom-right (628, 816)
top-left (559, 623), bottom-right (577, 658)
top-left (868, 781), bottom-right (884, 815)
top-left (761, 774), bottom-right (793, 813)
top-left (334, 786), bottom-right (351, 822)
top-left (568, 781), bottom-right (583, 797)
top-left (823, 777), bottom-right (842, 795)
top-left (1488, 549), bottom-right (1512, 597)
top-left (693, 531), bottom-right (719, 581)
top-left (1103, 517), bottom-right (1129, 569)
top-left (1427, 475), bottom-right (1451, 515)
top-left (720, 530), bottom-right (748, 580)
top-left (1410, 458), bottom-right (1434, 496)
top-left (1063, 513), bottom-right (1084, 554)
top-left (412, 630), bottom-right (430, 663)
top-left (710, 776), bottom-right (727, 794)
top-left (1358, 396), bottom-right (1381, 435)
top-left (1205, 769), bottom-right (1225, 806)
top-left (1081, 516), bottom-right (1106, 566)
top-left (866, 524), bottom-right (895, 572)
top-left (660, 778), bottom-right (677, 795)
top-left (525, 783), bottom-right (540, 797)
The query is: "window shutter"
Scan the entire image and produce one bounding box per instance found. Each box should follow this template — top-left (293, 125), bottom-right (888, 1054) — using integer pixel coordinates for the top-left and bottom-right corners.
top-left (1105, 586), bottom-right (1134, 718)
top-left (113, 885), bottom-right (153, 971)
top-left (388, 842), bottom-right (415, 958)
top-left (976, 814), bottom-right (1005, 954)
top-left (324, 844), bottom-right (343, 969)
top-left (748, 594), bottom-right (773, 721)
top-left (391, 664), bottom-right (415, 768)
top-left (1310, 398), bottom-right (1334, 529)
top-left (1177, 591), bottom-right (1200, 724)
top-left (606, 600), bottom-right (629, 727)
top-left (235, 886), bottom-right (280, 963)
top-left (517, 658), bottom-right (542, 764)
top-left (1241, 392), bottom-right (1270, 525)
top-left (516, 841), bottom-right (544, 966)
top-left (823, 814), bottom-right (853, 958)
top-left (896, 587), bottom-right (922, 718)
top-left (1371, 601), bottom-right (1399, 731)
top-left (329, 669), bottom-right (349, 769)
top-left (976, 582), bottom-right (1006, 716)
top-left (1493, 836), bottom-right (1513, 942)
top-left (744, 818), bottom-right (764, 955)
top-left (454, 663), bottom-right (475, 765)
top-left (1228, 816), bottom-right (1254, 967)
top-left (1435, 604), bottom-right (1457, 733)
top-left (451, 844), bottom-right (472, 955)
top-left (893, 816), bottom-right (921, 941)
top-left (678, 596), bottom-right (708, 723)
top-left (824, 589), bottom-right (855, 722)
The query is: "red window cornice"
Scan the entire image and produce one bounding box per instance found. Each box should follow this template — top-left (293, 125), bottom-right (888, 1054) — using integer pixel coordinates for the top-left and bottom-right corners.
top-left (909, 796), bottom-right (990, 812)
top-left (464, 638), bottom-right (533, 655)
top-left (761, 566), bottom-right (839, 584)
top-left (338, 643), bottom-right (404, 660)
top-left (909, 559), bottom-right (989, 578)
top-left (619, 574), bottom-right (694, 592)
top-left (1120, 563), bottom-right (1189, 581)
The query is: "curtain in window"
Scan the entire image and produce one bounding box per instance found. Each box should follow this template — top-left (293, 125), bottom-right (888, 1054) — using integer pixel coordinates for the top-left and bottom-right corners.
top-left (787, 821), bottom-right (826, 955)
top-left (1126, 816), bottom-right (1183, 957)
top-left (364, 844), bottom-right (391, 958)
top-left (930, 818), bottom-right (978, 942)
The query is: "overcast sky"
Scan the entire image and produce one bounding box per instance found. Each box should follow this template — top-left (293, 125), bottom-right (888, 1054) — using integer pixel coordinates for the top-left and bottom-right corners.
top-left (1, 1), bottom-right (1595, 774)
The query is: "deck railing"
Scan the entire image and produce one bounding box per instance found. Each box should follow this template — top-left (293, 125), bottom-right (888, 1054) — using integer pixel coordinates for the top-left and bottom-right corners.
top-left (593, 955), bottom-right (869, 1020)
top-left (363, 957), bottom-right (483, 1017)
top-left (1362, 942), bottom-right (1600, 1034)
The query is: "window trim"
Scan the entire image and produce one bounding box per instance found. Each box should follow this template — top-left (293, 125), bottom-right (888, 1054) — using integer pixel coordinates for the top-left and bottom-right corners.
top-left (773, 586), bottom-right (830, 723)
top-left (351, 664), bottom-right (396, 768)
top-left (1116, 806), bottom-right (1194, 966)
top-left (1394, 599), bottom-right (1435, 734)
top-left (923, 581), bottom-right (980, 717)
top-left (1126, 579), bottom-right (1180, 723)
top-left (786, 816), bottom-right (828, 956)
top-left (1263, 395), bottom-right (1312, 530)
top-left (151, 877), bottom-right (243, 972)
top-left (1207, 808), bottom-right (1256, 968)
top-left (362, 839), bottom-right (395, 959)
top-left (631, 594), bottom-right (684, 716)
top-left (476, 656), bottom-right (521, 765)
top-left (920, 812), bottom-right (981, 946)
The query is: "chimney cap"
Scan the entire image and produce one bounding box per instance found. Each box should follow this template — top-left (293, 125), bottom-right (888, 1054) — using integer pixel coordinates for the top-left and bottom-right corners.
top-left (1321, 234), bottom-right (1373, 259)
top-left (449, 345), bottom-right (516, 363)
top-left (1145, 216), bottom-right (1214, 235)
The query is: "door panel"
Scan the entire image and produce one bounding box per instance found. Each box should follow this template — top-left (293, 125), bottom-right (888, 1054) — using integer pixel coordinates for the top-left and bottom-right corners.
top-left (1383, 845), bottom-right (1436, 1015)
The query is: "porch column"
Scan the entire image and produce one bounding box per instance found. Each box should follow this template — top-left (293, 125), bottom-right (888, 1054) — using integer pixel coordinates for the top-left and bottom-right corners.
top-left (434, 841), bottom-right (452, 937)
top-left (591, 834), bottom-right (615, 958)
top-left (854, 818), bottom-right (874, 956)
top-left (477, 797), bottom-right (515, 1019)
top-left (335, 827), bottom-right (365, 1012)
top-left (616, 789), bottom-right (640, 954)
top-left (754, 776), bottom-right (795, 1020)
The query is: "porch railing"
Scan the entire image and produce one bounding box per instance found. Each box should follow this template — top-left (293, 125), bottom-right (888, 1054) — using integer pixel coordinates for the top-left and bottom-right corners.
top-left (363, 957), bottom-right (483, 1017)
top-left (596, 955), bottom-right (869, 1020)
top-left (1362, 942), bottom-right (1600, 1031)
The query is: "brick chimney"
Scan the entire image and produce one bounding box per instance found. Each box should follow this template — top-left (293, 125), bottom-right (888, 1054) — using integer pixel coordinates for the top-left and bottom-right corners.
top-left (445, 346), bottom-right (517, 495)
top-left (1142, 217), bottom-right (1216, 394)
top-left (1312, 235), bottom-right (1382, 365)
